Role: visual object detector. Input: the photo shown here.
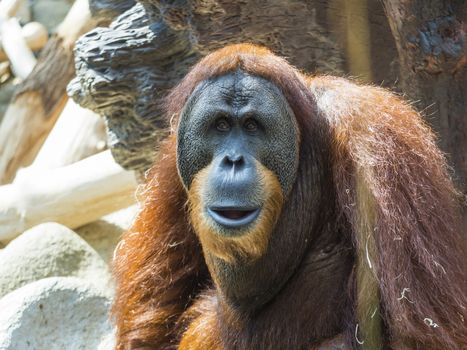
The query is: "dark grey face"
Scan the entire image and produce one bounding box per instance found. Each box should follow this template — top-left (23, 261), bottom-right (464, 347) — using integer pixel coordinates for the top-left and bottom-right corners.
top-left (177, 71), bottom-right (299, 229)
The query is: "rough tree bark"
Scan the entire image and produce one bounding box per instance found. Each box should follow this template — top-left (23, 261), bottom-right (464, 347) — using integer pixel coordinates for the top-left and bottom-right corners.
top-left (69, 0), bottom-right (398, 175)
top-left (383, 0), bottom-right (466, 226)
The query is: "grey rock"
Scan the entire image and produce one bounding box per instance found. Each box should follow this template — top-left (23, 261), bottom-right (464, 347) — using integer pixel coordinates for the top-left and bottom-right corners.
top-left (0, 277), bottom-right (115, 350)
top-left (0, 223), bottom-right (111, 298)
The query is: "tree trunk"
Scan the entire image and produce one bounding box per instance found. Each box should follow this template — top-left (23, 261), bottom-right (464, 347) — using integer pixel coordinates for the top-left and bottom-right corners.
top-left (383, 0), bottom-right (466, 226)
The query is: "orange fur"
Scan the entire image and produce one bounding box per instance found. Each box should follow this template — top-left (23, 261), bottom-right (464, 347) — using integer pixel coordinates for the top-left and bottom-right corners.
top-left (177, 292), bottom-right (223, 350)
top-left (309, 75), bottom-right (467, 349)
top-left (112, 44), bottom-right (466, 350)
top-left (178, 293), bottom-right (348, 350)
top-left (111, 135), bottom-right (210, 349)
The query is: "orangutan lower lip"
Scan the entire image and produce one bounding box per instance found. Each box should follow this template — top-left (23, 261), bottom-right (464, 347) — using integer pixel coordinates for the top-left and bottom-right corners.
top-left (207, 207), bottom-right (260, 228)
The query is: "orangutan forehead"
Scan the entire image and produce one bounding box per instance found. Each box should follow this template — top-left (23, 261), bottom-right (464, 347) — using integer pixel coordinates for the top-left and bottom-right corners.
top-left (192, 71), bottom-right (281, 101)
top-left (183, 71), bottom-right (293, 119)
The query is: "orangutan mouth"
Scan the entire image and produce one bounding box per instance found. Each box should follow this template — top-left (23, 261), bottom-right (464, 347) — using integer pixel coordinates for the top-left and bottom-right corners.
top-left (207, 207), bottom-right (261, 228)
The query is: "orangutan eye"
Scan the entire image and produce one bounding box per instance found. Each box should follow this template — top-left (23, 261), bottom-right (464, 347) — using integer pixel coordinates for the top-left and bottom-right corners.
top-left (215, 118), bottom-right (231, 132)
top-left (244, 118), bottom-right (258, 132)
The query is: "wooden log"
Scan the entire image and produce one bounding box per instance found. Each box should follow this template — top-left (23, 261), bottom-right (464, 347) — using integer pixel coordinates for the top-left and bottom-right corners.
top-left (0, 21), bottom-right (49, 61)
top-left (0, 0), bottom-right (95, 184)
top-left (0, 150), bottom-right (138, 242)
top-left (14, 99), bottom-right (106, 181)
top-left (1, 18), bottom-right (36, 79)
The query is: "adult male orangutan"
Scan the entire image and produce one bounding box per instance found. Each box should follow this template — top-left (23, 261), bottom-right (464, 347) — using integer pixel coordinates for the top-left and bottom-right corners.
top-left (112, 44), bottom-right (467, 350)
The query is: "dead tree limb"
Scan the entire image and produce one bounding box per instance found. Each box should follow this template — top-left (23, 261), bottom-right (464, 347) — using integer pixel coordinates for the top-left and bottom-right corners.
top-left (0, 0), bottom-right (135, 184)
top-left (0, 0), bottom-right (94, 184)
top-left (15, 100), bottom-right (106, 181)
top-left (0, 150), bottom-right (137, 242)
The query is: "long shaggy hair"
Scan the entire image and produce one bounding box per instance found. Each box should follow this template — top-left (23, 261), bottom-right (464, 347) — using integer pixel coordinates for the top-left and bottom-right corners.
top-left (112, 44), bottom-right (466, 350)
